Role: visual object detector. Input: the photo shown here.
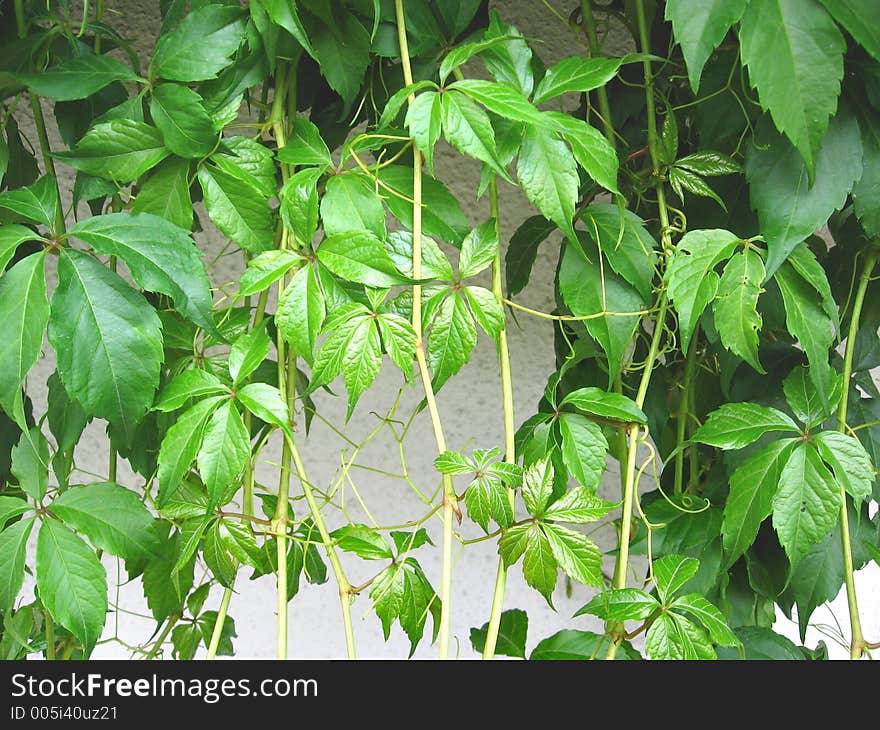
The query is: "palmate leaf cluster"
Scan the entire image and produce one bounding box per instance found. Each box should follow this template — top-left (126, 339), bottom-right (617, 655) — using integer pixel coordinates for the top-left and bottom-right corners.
top-left (0, 0), bottom-right (878, 661)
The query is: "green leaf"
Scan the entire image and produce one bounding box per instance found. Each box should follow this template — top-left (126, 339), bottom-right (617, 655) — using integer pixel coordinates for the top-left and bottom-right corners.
top-left (370, 560), bottom-right (440, 655)
top-left (0, 497), bottom-right (29, 528)
top-left (36, 519), bottom-right (107, 654)
top-left (330, 524), bottom-right (392, 560)
top-left (450, 79), bottom-right (546, 130)
top-left (426, 294), bottom-right (477, 390)
top-left (203, 521), bottom-right (236, 588)
top-left (149, 83), bottom-right (217, 158)
top-left (0, 176), bottom-right (59, 228)
top-left (152, 5), bottom-right (246, 82)
top-left (434, 451), bottom-right (474, 475)
top-left (0, 517), bottom-right (34, 613)
top-left (0, 252), bottom-right (48, 417)
top-left (68, 212), bottom-right (215, 332)
top-left (543, 486), bottom-right (615, 523)
top-left (669, 166), bottom-right (726, 210)
top-left (50, 482), bottom-right (160, 561)
top-left (239, 250), bottom-right (300, 297)
top-left (543, 523), bottom-right (603, 587)
top-left (228, 326), bottom-right (270, 385)
top-left (665, 229), bottom-right (740, 353)
top-left (276, 117), bottom-right (331, 168)
top-left (814, 431), bottom-right (875, 506)
top-left (142, 526), bottom-right (194, 622)
top-left (157, 396), bottom-right (224, 505)
top-left (558, 241), bottom-right (643, 386)
top-left (712, 249), bottom-right (766, 373)
top-left (197, 401), bottom-right (250, 509)
top-left (772, 443), bottom-right (842, 566)
top-left (459, 220), bottom-right (498, 279)
top-left (463, 286), bottom-right (504, 342)
top-left (746, 112), bottom-right (862, 275)
top-left (675, 151), bottom-right (742, 177)
top-left (775, 261), bottom-right (836, 403)
top-left (236, 382), bottom-right (292, 439)
top-left (437, 37), bottom-right (513, 84)
top-left (647, 613), bottom-right (715, 660)
top-left (722, 438), bottom-right (798, 567)
top-left (505, 215), bottom-right (554, 296)
top-left (49, 250), bottom-right (163, 441)
top-left (390, 529), bottom-right (432, 555)
top-left (404, 91), bottom-right (442, 173)
top-left (787, 243), bottom-right (839, 330)
top-left (853, 114), bottom-right (880, 236)
top-left (653, 555), bottom-right (699, 602)
top-left (276, 265), bottom-right (325, 366)
top-left (11, 427), bottom-right (48, 501)
top-left (739, 0), bottom-right (845, 174)
top-left (321, 173), bottom-right (386, 239)
top-left (197, 611), bottom-right (237, 656)
top-left (469, 608), bottom-right (528, 659)
top-left (719, 626), bottom-right (804, 660)
top-left (0, 225), bottom-right (39, 274)
top-left (280, 168), bottom-right (321, 246)
top-left (54, 120), bottom-right (170, 182)
top-left (378, 80), bottom-right (436, 130)
top-left (575, 588), bottom-right (659, 621)
top-left (561, 387), bottom-right (647, 425)
top-left (257, 0), bottom-right (314, 56)
top-left (504, 523), bottom-right (557, 604)
top-left (465, 476), bottom-right (513, 532)
top-left (517, 126), bottom-right (578, 243)
top-left (316, 231), bottom-right (412, 288)
top-left (665, 0), bottom-right (749, 92)
top-left (198, 164), bottom-right (274, 253)
top-left (818, 0), bottom-right (880, 61)
top-left (131, 158), bottom-right (193, 230)
top-left (441, 91), bottom-right (512, 183)
top-left (533, 56), bottom-right (623, 104)
top-left (672, 593), bottom-right (740, 646)
top-left (481, 11), bottom-right (534, 96)
top-left (16, 54), bottom-right (140, 101)
top-left (521, 457), bottom-right (554, 517)
top-left (376, 313), bottom-right (416, 376)
top-left (308, 11), bottom-right (371, 109)
top-left (558, 412), bottom-right (608, 490)
top-left (212, 138), bottom-right (276, 199)
top-left (531, 630), bottom-right (640, 660)
top-left (783, 365), bottom-right (841, 428)
top-left (218, 519), bottom-right (264, 571)
top-left (154, 369), bottom-right (227, 412)
top-left (340, 317), bottom-right (382, 418)
top-left (692, 402), bottom-right (799, 449)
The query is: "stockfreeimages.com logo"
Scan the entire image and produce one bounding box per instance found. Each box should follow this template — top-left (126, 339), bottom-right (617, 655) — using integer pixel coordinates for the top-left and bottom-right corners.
top-left (10, 672), bottom-right (317, 704)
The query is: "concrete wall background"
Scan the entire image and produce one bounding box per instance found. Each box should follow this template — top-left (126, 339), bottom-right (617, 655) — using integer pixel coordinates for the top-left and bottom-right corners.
top-left (12, 0), bottom-right (879, 659)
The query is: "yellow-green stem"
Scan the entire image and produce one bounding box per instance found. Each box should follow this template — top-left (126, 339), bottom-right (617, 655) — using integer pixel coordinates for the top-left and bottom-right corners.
top-left (145, 613), bottom-right (179, 660)
top-left (482, 178), bottom-right (517, 659)
top-left (580, 0), bottom-right (616, 150)
top-left (206, 585), bottom-right (233, 659)
top-left (674, 336), bottom-right (698, 495)
top-left (45, 610), bottom-right (55, 660)
top-left (395, 0), bottom-right (458, 659)
top-left (836, 248), bottom-right (877, 659)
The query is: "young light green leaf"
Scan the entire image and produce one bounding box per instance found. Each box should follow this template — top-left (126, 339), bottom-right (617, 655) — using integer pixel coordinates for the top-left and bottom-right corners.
top-left (54, 120), bottom-right (169, 182)
top-left (653, 554), bottom-right (700, 603)
top-left (0, 252), bottom-right (48, 417)
top-left (692, 402), bottom-right (799, 449)
top-left (543, 486), bottom-right (615, 523)
top-left (157, 396), bottom-right (225, 505)
top-left (517, 126), bottom-right (578, 243)
top-left (257, 0), bottom-right (314, 56)
top-left (0, 227), bottom-right (39, 273)
top-left (739, 0), bottom-right (845, 175)
top-left (276, 265), bottom-right (325, 366)
top-left (228, 325), bottom-right (270, 385)
top-left (212, 137), bottom-right (277, 199)
top-left (665, 0), bottom-right (749, 92)
top-left (321, 173), bottom-right (386, 239)
top-left (772, 442), bottom-right (842, 566)
top-left (236, 383), bottom-right (292, 439)
top-left (404, 90), bottom-right (442, 172)
top-left (782, 365), bottom-right (841, 428)
top-left (154, 369), bottom-right (227, 412)
top-left (463, 286), bottom-right (504, 341)
top-left (434, 451), bottom-right (475, 475)
top-left (722, 438), bottom-right (799, 567)
top-left (531, 630), bottom-right (641, 660)
top-left (378, 80), bottom-right (437, 130)
top-left (36, 519), bottom-right (107, 654)
top-left (49, 250), bottom-right (163, 442)
top-left (198, 164), bottom-right (274, 253)
top-left (331, 524), bottom-right (393, 561)
top-left (316, 232), bottom-right (413, 288)
top-left (521, 457), bottom-right (554, 517)
top-left (149, 83), bottom-right (217, 158)
top-left (197, 401), bottom-right (250, 509)
top-left (561, 387), bottom-right (647, 425)
top-left (239, 250), bottom-right (301, 297)
top-left (203, 521), bottom-right (236, 588)
top-left (543, 523), bottom-right (603, 587)
top-left (0, 176), bottom-right (59, 228)
top-left (11, 427), bottom-right (48, 501)
top-left (16, 54), bottom-right (141, 101)
top-left (465, 476), bottom-right (513, 532)
top-left (459, 220), bottom-right (498, 279)
top-left (575, 588), bottom-right (659, 621)
top-left (558, 412), bottom-right (608, 491)
top-left (0, 497), bottom-right (30, 528)
top-left (276, 117), bottom-right (332, 168)
top-left (533, 56), bottom-right (623, 104)
top-left (449, 79), bottom-right (546, 129)
top-left (645, 613), bottom-right (687, 660)
top-left (503, 523), bottom-right (557, 605)
top-left (665, 229), bottom-right (740, 352)
top-left (441, 90), bottom-right (512, 183)
top-left (376, 313), bottom-right (416, 376)
top-left (712, 248), bottom-right (765, 373)
top-left (0, 517), bottom-right (34, 613)
top-left (426, 293), bottom-right (477, 391)
top-left (50, 482), bottom-right (161, 561)
top-left (672, 593), bottom-right (740, 647)
top-left (68, 212), bottom-right (215, 332)
top-left (131, 158), bottom-right (193, 230)
top-left (814, 431), bottom-right (875, 506)
top-left (341, 318), bottom-right (382, 419)
top-left (280, 167), bottom-right (321, 246)
top-left (481, 11), bottom-right (534, 96)
top-left (152, 5), bottom-right (246, 82)
top-left (469, 608), bottom-right (528, 659)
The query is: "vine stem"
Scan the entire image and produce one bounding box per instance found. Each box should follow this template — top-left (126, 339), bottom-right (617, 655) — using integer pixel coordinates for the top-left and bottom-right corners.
top-left (205, 586), bottom-right (233, 660)
top-left (673, 336), bottom-right (698, 495)
top-left (45, 611), bottom-right (55, 660)
top-left (606, 0), bottom-right (672, 659)
top-left (580, 0), bottom-right (617, 150)
top-left (145, 613), bottom-right (179, 660)
top-left (836, 248), bottom-right (877, 659)
top-left (394, 0), bottom-right (458, 659)
top-left (482, 178), bottom-right (517, 659)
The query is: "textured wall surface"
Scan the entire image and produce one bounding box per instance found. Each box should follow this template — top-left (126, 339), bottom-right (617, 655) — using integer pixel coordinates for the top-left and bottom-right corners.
top-left (13, 0), bottom-right (879, 659)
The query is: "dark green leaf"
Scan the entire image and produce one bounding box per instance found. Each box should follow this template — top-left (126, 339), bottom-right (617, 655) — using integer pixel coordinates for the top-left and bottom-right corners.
top-left (239, 250), bottom-right (301, 297)
top-left (0, 517), bottom-right (34, 612)
top-left (505, 215), bottom-right (554, 296)
top-left (441, 91), bottom-right (512, 183)
top-left (131, 158), bottom-right (193, 230)
top-left (11, 427), bottom-right (48, 501)
top-left (561, 386), bottom-right (647, 425)
top-left (0, 176), bottom-right (59, 228)
top-left (692, 402), bottom-right (799, 449)
top-left (236, 382), bottom-right (292, 439)
top-left (198, 164), bottom-right (275, 253)
top-left (154, 369), bottom-right (227, 412)
top-left (530, 630), bottom-right (640, 660)
top-left (149, 83), bottom-right (217, 158)
top-left (783, 365), bottom-right (840, 428)
top-left (818, 0), bottom-right (880, 61)
top-left (469, 608), bottom-right (528, 659)
top-left (712, 249), bottom-right (766, 373)
top-left (533, 56), bottom-right (623, 104)
top-left (277, 117), bottom-right (331, 168)
top-left (321, 173), bottom-right (386, 239)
